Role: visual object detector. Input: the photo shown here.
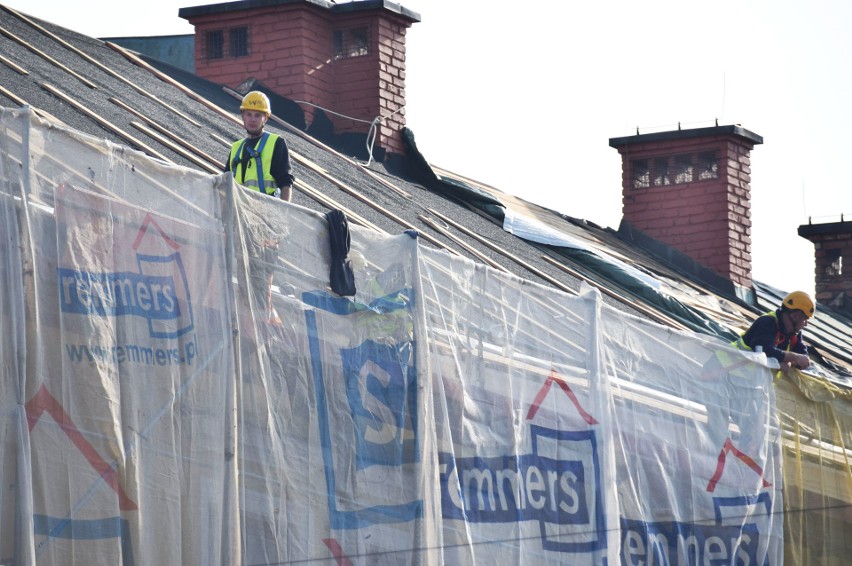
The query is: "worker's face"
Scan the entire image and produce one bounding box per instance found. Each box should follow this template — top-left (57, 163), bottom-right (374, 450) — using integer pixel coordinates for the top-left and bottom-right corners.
top-left (788, 309), bottom-right (809, 333)
top-left (241, 109), bottom-right (268, 136)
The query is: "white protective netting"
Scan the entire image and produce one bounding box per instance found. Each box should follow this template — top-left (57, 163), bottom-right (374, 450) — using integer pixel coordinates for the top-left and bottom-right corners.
top-left (0, 107), bottom-right (791, 564)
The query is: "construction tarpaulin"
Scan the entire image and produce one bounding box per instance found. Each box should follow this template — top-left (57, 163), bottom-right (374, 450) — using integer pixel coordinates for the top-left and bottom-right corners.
top-left (0, 106), bottom-right (829, 564)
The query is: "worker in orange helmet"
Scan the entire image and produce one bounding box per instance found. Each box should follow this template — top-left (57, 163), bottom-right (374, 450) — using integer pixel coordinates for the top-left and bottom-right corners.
top-left (226, 91), bottom-right (295, 201)
top-left (731, 291), bottom-right (815, 371)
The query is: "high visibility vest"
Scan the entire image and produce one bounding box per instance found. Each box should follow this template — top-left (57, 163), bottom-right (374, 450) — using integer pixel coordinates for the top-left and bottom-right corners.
top-left (229, 133), bottom-right (279, 195)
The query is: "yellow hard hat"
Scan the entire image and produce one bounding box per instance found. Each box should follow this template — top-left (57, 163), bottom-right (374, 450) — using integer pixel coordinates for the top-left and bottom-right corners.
top-left (240, 91), bottom-right (271, 115)
top-left (781, 291), bottom-right (815, 318)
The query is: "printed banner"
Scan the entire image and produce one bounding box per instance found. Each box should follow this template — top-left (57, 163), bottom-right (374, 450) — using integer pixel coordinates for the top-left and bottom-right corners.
top-left (0, 107), bottom-right (784, 565)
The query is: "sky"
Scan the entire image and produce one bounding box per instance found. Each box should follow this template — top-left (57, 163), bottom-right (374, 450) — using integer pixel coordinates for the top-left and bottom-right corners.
top-left (4, 0), bottom-right (851, 298)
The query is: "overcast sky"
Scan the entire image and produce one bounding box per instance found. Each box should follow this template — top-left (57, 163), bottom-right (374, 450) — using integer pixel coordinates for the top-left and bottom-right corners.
top-left (4, 0), bottom-right (850, 298)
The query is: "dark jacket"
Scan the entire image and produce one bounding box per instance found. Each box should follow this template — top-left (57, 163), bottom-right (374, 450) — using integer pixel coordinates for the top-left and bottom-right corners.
top-left (737, 308), bottom-right (807, 363)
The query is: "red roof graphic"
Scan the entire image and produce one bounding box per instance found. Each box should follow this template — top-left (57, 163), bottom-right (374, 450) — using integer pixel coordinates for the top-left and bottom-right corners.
top-left (132, 212), bottom-right (180, 251)
top-left (707, 437), bottom-right (771, 493)
top-left (526, 369), bottom-right (598, 425)
top-left (25, 384), bottom-right (138, 511)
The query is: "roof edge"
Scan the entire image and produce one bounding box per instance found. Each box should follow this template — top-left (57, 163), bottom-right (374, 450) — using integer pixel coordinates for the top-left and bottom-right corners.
top-left (798, 219), bottom-right (852, 238)
top-left (609, 124), bottom-right (763, 148)
top-left (179, 0), bottom-right (421, 22)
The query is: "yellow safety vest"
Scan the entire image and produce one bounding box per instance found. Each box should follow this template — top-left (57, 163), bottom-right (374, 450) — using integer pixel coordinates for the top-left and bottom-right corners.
top-left (730, 310), bottom-right (793, 380)
top-left (229, 133), bottom-right (279, 195)
top-left (730, 310), bottom-right (780, 351)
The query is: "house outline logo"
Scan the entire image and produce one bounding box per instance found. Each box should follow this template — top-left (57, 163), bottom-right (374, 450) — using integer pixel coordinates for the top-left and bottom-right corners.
top-left (525, 369), bottom-right (606, 553)
top-left (527, 369), bottom-right (599, 425)
top-left (58, 212), bottom-right (194, 340)
top-left (437, 368), bottom-right (606, 555)
top-left (25, 384), bottom-right (136, 563)
top-left (707, 438), bottom-right (771, 493)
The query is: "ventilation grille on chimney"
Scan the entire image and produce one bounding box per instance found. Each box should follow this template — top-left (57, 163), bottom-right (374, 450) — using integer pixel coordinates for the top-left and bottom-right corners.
top-left (630, 151), bottom-right (719, 189)
top-left (205, 27), bottom-right (250, 60)
top-left (230, 27), bottom-right (249, 58)
top-left (333, 26), bottom-right (370, 60)
top-left (205, 30), bottom-right (224, 60)
top-left (828, 248), bottom-right (844, 276)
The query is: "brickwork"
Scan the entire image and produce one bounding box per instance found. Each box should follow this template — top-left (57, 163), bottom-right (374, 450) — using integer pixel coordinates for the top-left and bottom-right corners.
top-left (799, 222), bottom-right (852, 313)
top-left (613, 129), bottom-right (760, 288)
top-left (190, 6), bottom-right (333, 117)
top-left (183, 2), bottom-right (415, 157)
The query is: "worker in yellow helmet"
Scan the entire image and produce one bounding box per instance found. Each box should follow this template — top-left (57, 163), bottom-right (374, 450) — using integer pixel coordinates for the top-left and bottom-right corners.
top-left (226, 91), bottom-right (295, 201)
top-left (731, 291), bottom-right (815, 371)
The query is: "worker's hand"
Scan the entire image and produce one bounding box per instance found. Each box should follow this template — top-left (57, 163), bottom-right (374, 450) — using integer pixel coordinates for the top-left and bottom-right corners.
top-left (785, 352), bottom-right (810, 370)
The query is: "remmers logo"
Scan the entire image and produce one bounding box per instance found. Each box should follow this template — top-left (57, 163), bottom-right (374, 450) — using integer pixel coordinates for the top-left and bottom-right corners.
top-left (439, 426), bottom-right (606, 553)
top-left (58, 213), bottom-right (194, 339)
top-left (438, 370), bottom-right (607, 554)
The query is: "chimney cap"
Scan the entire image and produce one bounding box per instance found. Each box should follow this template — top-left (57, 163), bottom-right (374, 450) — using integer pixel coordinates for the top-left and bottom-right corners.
top-left (180, 0), bottom-right (421, 23)
top-left (798, 219), bottom-right (852, 239)
top-left (608, 124), bottom-right (763, 149)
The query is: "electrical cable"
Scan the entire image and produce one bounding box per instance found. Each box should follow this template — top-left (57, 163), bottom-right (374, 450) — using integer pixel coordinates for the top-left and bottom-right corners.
top-left (294, 99), bottom-right (404, 166)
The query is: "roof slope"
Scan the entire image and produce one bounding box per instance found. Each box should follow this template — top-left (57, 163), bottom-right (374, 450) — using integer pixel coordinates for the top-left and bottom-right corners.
top-left (1, 3), bottom-right (849, 383)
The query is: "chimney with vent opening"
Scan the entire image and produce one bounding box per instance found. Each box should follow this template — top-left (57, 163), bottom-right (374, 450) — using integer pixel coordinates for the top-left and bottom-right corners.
top-left (798, 219), bottom-right (852, 315)
top-left (609, 125), bottom-right (763, 296)
top-left (179, 0), bottom-right (420, 158)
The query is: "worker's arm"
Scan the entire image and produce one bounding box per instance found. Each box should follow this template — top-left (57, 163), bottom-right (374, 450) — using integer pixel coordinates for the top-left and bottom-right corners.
top-left (270, 138), bottom-right (295, 194)
top-left (783, 333), bottom-right (810, 369)
top-left (743, 315), bottom-right (809, 370)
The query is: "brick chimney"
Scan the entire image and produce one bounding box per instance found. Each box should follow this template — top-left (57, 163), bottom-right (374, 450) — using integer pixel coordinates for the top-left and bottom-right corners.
top-left (179, 0), bottom-right (420, 157)
top-left (609, 125), bottom-right (763, 292)
top-left (798, 219), bottom-right (852, 314)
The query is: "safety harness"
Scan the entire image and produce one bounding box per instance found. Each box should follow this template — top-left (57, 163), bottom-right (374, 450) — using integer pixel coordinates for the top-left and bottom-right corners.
top-left (731, 310), bottom-right (798, 352)
top-left (231, 132), bottom-right (276, 195)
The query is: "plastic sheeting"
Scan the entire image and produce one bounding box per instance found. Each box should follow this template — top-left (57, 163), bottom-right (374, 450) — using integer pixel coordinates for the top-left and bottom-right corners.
top-left (776, 373), bottom-right (852, 564)
top-left (1, 106), bottom-right (844, 564)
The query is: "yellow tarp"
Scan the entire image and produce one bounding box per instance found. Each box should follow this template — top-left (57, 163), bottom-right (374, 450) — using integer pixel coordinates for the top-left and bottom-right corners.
top-left (777, 371), bottom-right (852, 565)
